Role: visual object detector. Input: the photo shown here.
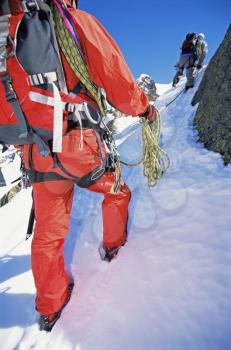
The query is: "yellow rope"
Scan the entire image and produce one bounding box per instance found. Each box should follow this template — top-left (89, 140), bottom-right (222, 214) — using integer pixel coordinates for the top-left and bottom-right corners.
top-left (52, 4), bottom-right (170, 187)
top-left (120, 109), bottom-right (171, 187)
top-left (51, 4), bottom-right (107, 115)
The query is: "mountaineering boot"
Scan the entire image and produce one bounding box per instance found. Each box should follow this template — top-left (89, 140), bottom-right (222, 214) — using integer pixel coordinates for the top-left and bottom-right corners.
top-left (184, 85), bottom-right (194, 93)
top-left (38, 281), bottom-right (74, 332)
top-left (172, 77), bottom-right (180, 87)
top-left (98, 241), bottom-right (126, 262)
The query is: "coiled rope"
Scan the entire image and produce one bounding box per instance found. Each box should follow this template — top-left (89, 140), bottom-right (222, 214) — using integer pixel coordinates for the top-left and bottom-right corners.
top-left (52, 2), bottom-right (107, 116)
top-left (52, 2), bottom-right (170, 187)
top-left (119, 109), bottom-right (170, 187)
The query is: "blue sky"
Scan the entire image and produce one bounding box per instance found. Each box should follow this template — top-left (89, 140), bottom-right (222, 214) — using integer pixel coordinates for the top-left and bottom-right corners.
top-left (79, 0), bottom-right (231, 83)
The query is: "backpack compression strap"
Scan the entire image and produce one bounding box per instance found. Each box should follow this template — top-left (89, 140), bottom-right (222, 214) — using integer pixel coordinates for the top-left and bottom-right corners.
top-left (0, 0), bottom-right (68, 155)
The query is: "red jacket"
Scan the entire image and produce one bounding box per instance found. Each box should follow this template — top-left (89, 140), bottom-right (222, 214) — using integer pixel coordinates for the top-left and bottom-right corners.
top-left (4, 1), bottom-right (148, 116)
top-left (63, 7), bottom-right (149, 116)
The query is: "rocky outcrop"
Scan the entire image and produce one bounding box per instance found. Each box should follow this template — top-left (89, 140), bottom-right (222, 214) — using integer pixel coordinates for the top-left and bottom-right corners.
top-left (137, 74), bottom-right (158, 102)
top-left (192, 25), bottom-right (231, 165)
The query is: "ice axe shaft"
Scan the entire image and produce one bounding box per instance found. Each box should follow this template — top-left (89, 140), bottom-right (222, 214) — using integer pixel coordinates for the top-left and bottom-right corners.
top-left (26, 206), bottom-right (35, 240)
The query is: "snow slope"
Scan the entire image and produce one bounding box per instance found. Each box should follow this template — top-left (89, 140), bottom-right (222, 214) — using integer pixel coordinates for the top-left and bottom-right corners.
top-left (156, 83), bottom-right (172, 96)
top-left (0, 148), bottom-right (20, 191)
top-left (0, 68), bottom-right (231, 350)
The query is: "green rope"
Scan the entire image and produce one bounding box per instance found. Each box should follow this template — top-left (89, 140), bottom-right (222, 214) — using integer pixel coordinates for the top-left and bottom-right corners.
top-left (51, 5), bottom-right (170, 187)
top-left (120, 109), bottom-right (171, 187)
top-left (51, 4), bottom-right (107, 115)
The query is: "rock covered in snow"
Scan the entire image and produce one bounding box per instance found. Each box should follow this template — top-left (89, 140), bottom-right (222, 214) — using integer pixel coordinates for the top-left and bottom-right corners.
top-left (0, 144), bottom-right (16, 168)
top-left (137, 74), bottom-right (158, 101)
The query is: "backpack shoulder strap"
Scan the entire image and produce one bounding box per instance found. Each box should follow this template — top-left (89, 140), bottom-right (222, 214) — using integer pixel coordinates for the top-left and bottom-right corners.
top-left (37, 0), bottom-right (68, 93)
top-left (51, 3), bottom-right (107, 115)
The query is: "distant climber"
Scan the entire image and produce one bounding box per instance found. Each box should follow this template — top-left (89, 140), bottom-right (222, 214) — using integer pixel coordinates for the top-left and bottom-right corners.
top-left (172, 32), bottom-right (199, 91)
top-left (196, 33), bottom-right (208, 70)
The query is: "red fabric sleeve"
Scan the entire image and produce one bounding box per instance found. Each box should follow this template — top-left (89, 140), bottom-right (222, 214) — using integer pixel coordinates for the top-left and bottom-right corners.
top-left (68, 9), bottom-right (149, 116)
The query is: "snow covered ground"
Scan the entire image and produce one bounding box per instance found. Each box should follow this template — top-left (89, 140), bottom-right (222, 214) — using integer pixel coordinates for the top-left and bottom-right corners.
top-left (0, 68), bottom-right (231, 350)
top-left (156, 83), bottom-right (172, 96)
top-left (0, 147), bottom-right (20, 189)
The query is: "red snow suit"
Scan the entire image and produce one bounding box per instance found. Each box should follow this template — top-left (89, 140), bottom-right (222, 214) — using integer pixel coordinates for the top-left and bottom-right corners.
top-left (22, 3), bottom-right (149, 315)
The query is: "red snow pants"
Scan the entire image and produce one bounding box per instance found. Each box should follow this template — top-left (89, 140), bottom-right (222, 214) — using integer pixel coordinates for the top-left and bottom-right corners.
top-left (23, 129), bottom-right (131, 315)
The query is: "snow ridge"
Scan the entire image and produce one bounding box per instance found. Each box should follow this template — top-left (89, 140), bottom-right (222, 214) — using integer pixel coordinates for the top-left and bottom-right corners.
top-left (0, 68), bottom-right (231, 350)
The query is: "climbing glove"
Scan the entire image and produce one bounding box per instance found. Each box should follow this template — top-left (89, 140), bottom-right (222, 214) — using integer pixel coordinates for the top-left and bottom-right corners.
top-left (140, 104), bottom-right (157, 122)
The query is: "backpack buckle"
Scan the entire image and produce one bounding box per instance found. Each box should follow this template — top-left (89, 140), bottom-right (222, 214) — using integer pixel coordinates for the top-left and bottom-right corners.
top-left (0, 74), bottom-right (17, 102)
top-left (21, 0), bottom-right (40, 12)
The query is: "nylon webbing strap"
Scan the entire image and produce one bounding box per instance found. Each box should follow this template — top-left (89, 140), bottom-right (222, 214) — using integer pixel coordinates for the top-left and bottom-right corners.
top-left (51, 3), bottom-right (107, 116)
top-left (55, 152), bottom-right (107, 188)
top-left (1, 73), bottom-right (29, 138)
top-left (29, 90), bottom-right (75, 112)
top-left (27, 170), bottom-right (66, 183)
top-left (28, 71), bottom-right (58, 86)
top-left (38, 0), bottom-right (68, 94)
top-left (28, 161), bottom-right (106, 188)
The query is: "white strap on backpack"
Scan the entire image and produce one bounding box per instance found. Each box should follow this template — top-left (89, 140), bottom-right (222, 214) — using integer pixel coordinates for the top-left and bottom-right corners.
top-left (47, 76), bottom-right (63, 153)
top-left (28, 72), bottom-right (64, 153)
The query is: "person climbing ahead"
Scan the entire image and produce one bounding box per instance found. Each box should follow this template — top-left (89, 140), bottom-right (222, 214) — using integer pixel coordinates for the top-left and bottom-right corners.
top-left (196, 33), bottom-right (208, 70)
top-left (172, 32), bottom-right (199, 91)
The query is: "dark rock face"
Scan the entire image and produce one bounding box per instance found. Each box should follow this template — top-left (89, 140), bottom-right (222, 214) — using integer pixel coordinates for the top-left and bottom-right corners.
top-left (192, 25), bottom-right (231, 165)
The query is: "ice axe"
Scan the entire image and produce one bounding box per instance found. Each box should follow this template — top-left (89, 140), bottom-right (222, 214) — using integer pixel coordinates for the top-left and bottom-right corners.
top-left (26, 204), bottom-right (35, 240)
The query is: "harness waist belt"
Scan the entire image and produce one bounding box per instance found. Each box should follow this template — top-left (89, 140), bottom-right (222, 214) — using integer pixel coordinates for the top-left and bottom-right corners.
top-left (27, 170), bottom-right (65, 183)
top-left (67, 119), bottom-right (95, 130)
